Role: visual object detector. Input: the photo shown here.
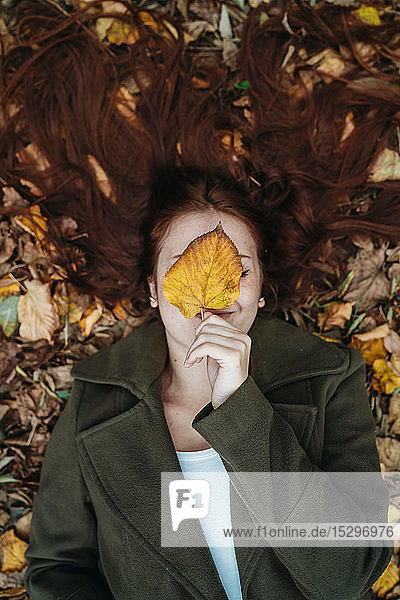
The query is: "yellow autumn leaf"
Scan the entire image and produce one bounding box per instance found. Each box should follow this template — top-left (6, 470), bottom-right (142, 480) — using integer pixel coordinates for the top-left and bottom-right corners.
top-left (352, 5), bottom-right (382, 27)
top-left (0, 274), bottom-right (20, 297)
top-left (14, 205), bottom-right (48, 241)
top-left (0, 529), bottom-right (28, 572)
top-left (79, 304), bottom-right (103, 336)
top-left (0, 587), bottom-right (26, 598)
top-left (221, 131), bottom-right (250, 160)
top-left (53, 293), bottom-right (82, 324)
top-left (350, 334), bottom-right (387, 366)
top-left (17, 279), bottom-right (60, 343)
top-left (162, 221), bottom-right (243, 319)
top-left (312, 332), bottom-right (341, 344)
top-left (112, 298), bottom-right (132, 320)
top-left (94, 8), bottom-right (179, 46)
top-left (105, 19), bottom-right (138, 44)
top-left (373, 358), bottom-right (400, 395)
top-left (372, 560), bottom-right (399, 597)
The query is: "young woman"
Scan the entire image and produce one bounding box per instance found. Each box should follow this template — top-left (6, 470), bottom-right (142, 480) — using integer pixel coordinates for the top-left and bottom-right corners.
top-left (1, 1), bottom-right (399, 598)
top-left (22, 167), bottom-right (393, 599)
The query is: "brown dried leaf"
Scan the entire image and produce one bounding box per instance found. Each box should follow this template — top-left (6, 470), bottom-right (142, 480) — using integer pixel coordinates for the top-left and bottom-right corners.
top-left (15, 143), bottom-right (50, 196)
top-left (342, 244), bottom-right (391, 312)
top-left (87, 155), bottom-right (117, 204)
top-left (317, 301), bottom-right (353, 331)
top-left (376, 436), bottom-right (400, 472)
top-left (368, 148), bottom-right (400, 182)
top-left (384, 330), bottom-right (400, 355)
top-left (17, 280), bottom-right (60, 343)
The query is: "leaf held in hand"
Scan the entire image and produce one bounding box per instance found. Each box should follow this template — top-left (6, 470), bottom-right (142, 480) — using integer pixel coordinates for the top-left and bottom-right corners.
top-left (162, 221), bottom-right (243, 319)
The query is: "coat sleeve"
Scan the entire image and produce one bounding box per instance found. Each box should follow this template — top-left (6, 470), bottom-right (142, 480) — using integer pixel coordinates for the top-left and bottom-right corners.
top-left (24, 379), bottom-right (115, 600)
top-left (191, 344), bottom-right (393, 600)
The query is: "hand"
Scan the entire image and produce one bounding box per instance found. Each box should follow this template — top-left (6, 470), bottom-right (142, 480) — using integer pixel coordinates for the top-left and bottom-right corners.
top-left (183, 311), bottom-right (252, 408)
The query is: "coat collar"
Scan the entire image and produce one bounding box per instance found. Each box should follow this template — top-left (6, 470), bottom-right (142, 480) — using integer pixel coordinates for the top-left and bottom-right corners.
top-left (70, 312), bottom-right (347, 398)
top-left (71, 313), bottom-right (348, 599)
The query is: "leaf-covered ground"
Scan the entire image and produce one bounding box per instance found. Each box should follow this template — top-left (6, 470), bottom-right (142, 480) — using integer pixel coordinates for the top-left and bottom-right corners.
top-left (1, 0), bottom-right (400, 597)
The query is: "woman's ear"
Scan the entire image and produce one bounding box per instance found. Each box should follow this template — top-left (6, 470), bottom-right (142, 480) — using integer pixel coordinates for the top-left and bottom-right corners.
top-left (147, 274), bottom-right (157, 300)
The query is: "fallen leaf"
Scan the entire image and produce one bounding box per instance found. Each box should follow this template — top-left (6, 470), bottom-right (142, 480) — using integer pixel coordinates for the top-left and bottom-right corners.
top-left (373, 358), bottom-right (400, 395)
top-left (79, 304), bottom-right (103, 336)
top-left (386, 242), bottom-right (400, 262)
top-left (46, 365), bottom-right (75, 389)
top-left (340, 111), bottom-right (355, 145)
top-left (342, 244), bottom-right (391, 312)
top-left (104, 19), bottom-right (138, 44)
top-left (17, 279), bottom-right (60, 343)
top-left (0, 224), bottom-right (16, 264)
top-left (115, 85), bottom-right (137, 121)
top-left (368, 148), bottom-right (400, 182)
top-left (93, 8), bottom-right (179, 46)
top-left (112, 298), bottom-right (133, 320)
top-left (384, 330), bottom-right (400, 355)
top-left (0, 530), bottom-right (28, 572)
top-left (352, 5), bottom-right (382, 26)
top-left (0, 296), bottom-right (19, 337)
top-left (15, 143), bottom-right (50, 196)
top-left (389, 395), bottom-right (400, 421)
top-left (389, 354), bottom-right (400, 377)
top-left (312, 332), bottom-right (342, 343)
top-left (219, 3), bottom-right (232, 39)
top-left (53, 292), bottom-right (82, 324)
top-left (221, 130), bottom-right (250, 161)
top-left (351, 235), bottom-right (375, 251)
top-left (388, 504), bottom-right (400, 525)
top-left (0, 586), bottom-right (28, 598)
top-left (184, 20), bottom-right (215, 42)
top-left (376, 436), bottom-right (400, 471)
top-left (13, 205), bottom-right (48, 242)
top-left (1, 187), bottom-right (28, 209)
top-left (352, 323), bottom-right (390, 342)
top-left (0, 275), bottom-right (20, 297)
top-left (350, 335), bottom-right (387, 366)
top-left (372, 560), bottom-right (399, 597)
top-left (162, 221), bottom-right (243, 319)
top-left (306, 48), bottom-right (346, 81)
top-left (317, 301), bottom-right (353, 331)
top-left (87, 155), bottom-right (116, 204)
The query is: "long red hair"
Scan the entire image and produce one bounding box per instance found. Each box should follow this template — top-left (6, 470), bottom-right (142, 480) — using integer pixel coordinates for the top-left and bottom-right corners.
top-left (1, 0), bottom-right (400, 321)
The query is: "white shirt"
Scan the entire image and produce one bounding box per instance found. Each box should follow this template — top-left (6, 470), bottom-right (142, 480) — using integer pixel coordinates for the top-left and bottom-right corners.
top-left (176, 446), bottom-right (243, 600)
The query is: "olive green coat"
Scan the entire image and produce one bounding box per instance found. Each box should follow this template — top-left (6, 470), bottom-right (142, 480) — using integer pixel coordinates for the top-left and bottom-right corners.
top-left (24, 313), bottom-right (392, 600)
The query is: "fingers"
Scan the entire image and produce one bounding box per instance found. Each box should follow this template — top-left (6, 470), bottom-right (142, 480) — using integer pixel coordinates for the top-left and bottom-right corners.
top-left (184, 340), bottom-right (246, 367)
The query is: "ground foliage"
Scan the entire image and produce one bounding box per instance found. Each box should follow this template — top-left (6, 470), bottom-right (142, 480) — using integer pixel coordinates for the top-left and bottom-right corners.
top-left (1, 0), bottom-right (400, 597)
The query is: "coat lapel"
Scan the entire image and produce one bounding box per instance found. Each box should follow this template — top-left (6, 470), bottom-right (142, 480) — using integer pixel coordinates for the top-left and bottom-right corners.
top-left (72, 313), bottom-right (347, 599)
